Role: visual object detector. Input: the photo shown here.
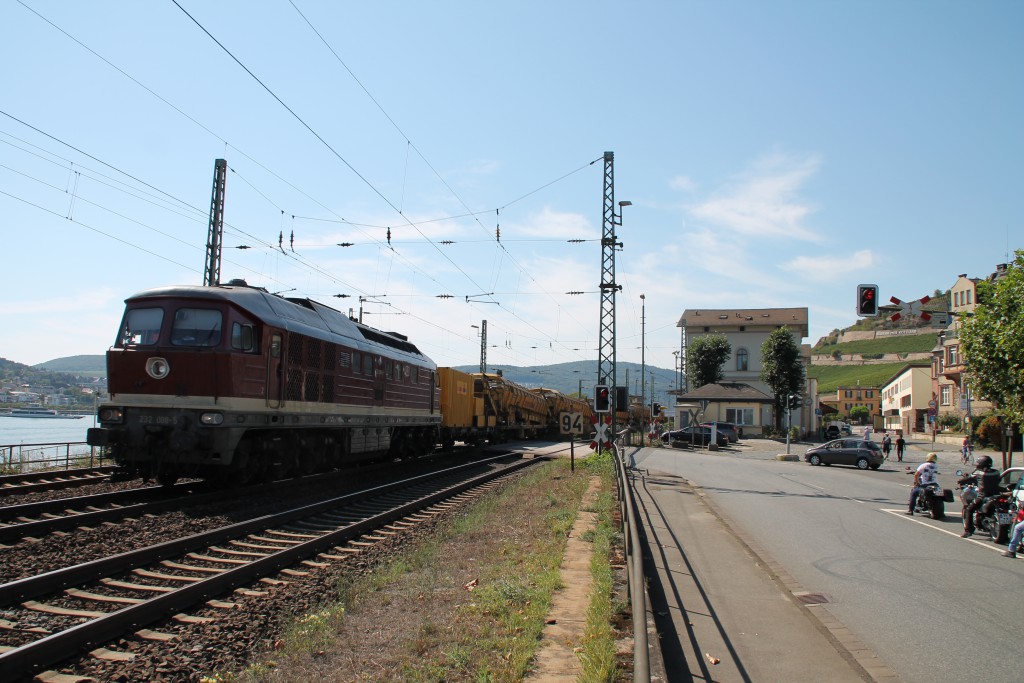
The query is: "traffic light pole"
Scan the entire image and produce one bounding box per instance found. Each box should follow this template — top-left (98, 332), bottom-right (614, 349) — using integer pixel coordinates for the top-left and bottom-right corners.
top-left (786, 403), bottom-right (792, 455)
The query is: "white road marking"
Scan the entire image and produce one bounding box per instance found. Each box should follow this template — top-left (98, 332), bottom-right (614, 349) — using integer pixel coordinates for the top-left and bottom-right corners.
top-left (778, 473), bottom-right (867, 504)
top-left (880, 508), bottom-right (1011, 553)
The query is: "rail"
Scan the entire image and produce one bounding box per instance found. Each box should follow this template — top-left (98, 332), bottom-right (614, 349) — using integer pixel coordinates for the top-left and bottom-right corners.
top-left (0, 441), bottom-right (112, 474)
top-left (614, 431), bottom-right (650, 682)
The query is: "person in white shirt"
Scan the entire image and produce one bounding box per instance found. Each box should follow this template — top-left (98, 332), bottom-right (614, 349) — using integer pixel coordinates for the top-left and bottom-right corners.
top-left (907, 452), bottom-right (939, 515)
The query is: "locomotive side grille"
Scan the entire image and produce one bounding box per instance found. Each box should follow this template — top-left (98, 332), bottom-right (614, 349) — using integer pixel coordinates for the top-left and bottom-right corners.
top-left (338, 350), bottom-right (352, 368)
top-left (321, 374), bottom-right (334, 402)
top-left (286, 369), bottom-right (303, 401)
top-left (306, 338), bottom-right (323, 369)
top-left (288, 334), bottom-right (303, 365)
top-left (304, 372), bottom-right (321, 402)
top-left (324, 343), bottom-right (337, 371)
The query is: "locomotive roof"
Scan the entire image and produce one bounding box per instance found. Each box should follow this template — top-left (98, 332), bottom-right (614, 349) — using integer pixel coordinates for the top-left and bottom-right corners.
top-left (126, 284), bottom-right (433, 364)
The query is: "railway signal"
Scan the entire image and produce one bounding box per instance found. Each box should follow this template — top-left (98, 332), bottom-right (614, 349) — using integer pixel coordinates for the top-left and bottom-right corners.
top-left (594, 385), bottom-right (610, 413)
top-left (856, 284), bottom-right (879, 317)
top-left (888, 295), bottom-right (932, 322)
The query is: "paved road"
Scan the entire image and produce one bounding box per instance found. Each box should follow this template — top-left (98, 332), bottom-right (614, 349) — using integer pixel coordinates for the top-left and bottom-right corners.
top-left (633, 435), bottom-right (1021, 683)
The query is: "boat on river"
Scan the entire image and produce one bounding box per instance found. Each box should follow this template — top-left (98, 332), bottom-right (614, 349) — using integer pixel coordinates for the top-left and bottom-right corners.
top-left (0, 407), bottom-right (85, 419)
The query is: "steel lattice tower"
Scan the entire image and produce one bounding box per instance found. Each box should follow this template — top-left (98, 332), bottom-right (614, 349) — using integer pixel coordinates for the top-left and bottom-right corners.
top-left (203, 158), bottom-right (227, 287)
top-left (597, 151), bottom-right (622, 421)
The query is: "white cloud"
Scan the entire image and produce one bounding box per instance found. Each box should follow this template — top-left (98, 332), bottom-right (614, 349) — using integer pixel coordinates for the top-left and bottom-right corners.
top-left (509, 207), bottom-right (594, 239)
top-left (687, 152), bottom-right (823, 242)
top-left (781, 249), bottom-right (876, 280)
top-left (670, 175), bottom-right (697, 192)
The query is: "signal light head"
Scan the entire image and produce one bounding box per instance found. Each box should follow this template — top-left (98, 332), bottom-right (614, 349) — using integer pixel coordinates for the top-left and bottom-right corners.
top-left (857, 284), bottom-right (879, 317)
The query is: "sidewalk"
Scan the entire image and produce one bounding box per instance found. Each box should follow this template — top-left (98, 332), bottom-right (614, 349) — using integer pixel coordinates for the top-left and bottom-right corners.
top-left (630, 461), bottom-right (896, 682)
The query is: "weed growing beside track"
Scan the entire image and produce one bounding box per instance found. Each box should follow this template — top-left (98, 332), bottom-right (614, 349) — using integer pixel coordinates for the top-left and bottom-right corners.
top-left (219, 453), bottom-right (627, 683)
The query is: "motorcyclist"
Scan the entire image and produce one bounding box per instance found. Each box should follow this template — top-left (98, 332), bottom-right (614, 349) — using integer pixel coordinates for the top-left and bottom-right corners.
top-left (959, 455), bottom-right (1002, 538)
top-left (907, 452), bottom-right (939, 515)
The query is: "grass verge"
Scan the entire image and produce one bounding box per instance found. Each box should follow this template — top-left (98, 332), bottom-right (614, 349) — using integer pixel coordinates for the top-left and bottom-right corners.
top-left (222, 454), bottom-right (626, 682)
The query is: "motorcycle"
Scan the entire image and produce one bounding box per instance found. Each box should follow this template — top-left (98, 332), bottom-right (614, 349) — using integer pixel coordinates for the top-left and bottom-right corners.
top-left (957, 469), bottom-right (1014, 543)
top-left (913, 481), bottom-right (953, 519)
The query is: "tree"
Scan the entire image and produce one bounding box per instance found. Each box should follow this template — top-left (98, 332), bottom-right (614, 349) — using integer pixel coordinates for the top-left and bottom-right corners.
top-left (849, 405), bottom-right (870, 424)
top-left (760, 326), bottom-right (806, 429)
top-left (959, 250), bottom-right (1024, 430)
top-left (686, 334), bottom-right (731, 390)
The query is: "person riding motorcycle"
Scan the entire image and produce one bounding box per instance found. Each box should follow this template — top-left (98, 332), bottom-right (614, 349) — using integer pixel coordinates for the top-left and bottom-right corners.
top-left (907, 453), bottom-right (939, 515)
top-left (959, 455), bottom-right (1002, 538)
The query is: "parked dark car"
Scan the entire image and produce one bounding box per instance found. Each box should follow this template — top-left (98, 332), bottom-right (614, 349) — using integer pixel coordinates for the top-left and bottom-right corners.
top-left (804, 438), bottom-right (884, 470)
top-left (700, 422), bottom-right (741, 443)
top-left (662, 426), bottom-right (729, 448)
top-left (824, 423), bottom-right (853, 439)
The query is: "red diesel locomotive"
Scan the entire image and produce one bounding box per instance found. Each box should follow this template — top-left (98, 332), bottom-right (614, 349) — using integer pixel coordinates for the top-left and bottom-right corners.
top-left (87, 281), bottom-right (440, 485)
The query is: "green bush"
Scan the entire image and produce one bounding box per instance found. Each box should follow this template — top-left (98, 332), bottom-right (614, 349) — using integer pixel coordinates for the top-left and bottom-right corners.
top-left (976, 415), bottom-right (1005, 447)
top-left (938, 414), bottom-right (962, 431)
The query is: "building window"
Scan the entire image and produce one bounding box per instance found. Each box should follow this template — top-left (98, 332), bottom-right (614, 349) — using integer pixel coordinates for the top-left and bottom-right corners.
top-left (941, 386), bottom-right (951, 405)
top-left (967, 289), bottom-right (972, 305)
top-left (736, 347), bottom-right (749, 371)
top-left (725, 408), bottom-right (754, 425)
top-left (844, 390), bottom-right (852, 398)
top-left (866, 390), bottom-right (873, 398)
top-left (949, 346), bottom-right (959, 366)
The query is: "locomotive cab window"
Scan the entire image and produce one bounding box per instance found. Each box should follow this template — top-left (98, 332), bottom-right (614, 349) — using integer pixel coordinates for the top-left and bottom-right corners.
top-left (171, 308), bottom-right (222, 347)
top-left (118, 307), bottom-right (164, 347)
top-left (231, 322), bottom-right (257, 352)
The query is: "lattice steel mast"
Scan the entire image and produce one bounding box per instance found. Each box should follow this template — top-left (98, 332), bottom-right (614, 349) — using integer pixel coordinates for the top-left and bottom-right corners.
top-left (203, 158), bottom-right (227, 286)
top-left (597, 151), bottom-right (627, 428)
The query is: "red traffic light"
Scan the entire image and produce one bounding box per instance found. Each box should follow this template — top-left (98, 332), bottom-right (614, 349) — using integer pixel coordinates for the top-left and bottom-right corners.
top-left (857, 284), bottom-right (879, 317)
top-left (594, 385), bottom-right (610, 412)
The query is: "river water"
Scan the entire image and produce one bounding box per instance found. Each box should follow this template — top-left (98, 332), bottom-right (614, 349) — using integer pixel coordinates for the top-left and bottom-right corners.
top-left (0, 416), bottom-right (95, 446)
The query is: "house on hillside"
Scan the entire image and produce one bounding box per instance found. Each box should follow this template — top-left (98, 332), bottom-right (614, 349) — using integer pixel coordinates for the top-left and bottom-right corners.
top-left (676, 307), bottom-right (816, 436)
top-left (880, 363), bottom-right (932, 434)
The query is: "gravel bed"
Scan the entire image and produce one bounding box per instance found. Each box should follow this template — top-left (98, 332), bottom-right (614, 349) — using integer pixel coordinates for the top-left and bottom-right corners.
top-left (0, 476), bottom-right (154, 508)
top-left (55, 489), bottom-right (461, 682)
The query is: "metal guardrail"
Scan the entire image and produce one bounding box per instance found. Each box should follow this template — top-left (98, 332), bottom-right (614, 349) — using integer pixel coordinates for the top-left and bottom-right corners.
top-left (613, 433), bottom-right (651, 683)
top-left (0, 441), bottom-right (111, 474)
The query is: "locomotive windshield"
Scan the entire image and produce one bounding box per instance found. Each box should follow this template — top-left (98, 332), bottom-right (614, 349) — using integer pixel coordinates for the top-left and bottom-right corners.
top-left (117, 307), bottom-right (164, 347)
top-left (170, 308), bottom-right (223, 347)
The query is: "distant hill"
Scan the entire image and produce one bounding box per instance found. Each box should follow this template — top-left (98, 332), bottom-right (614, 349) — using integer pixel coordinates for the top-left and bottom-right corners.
top-left (452, 360), bottom-right (678, 400)
top-left (36, 355), bottom-right (107, 377)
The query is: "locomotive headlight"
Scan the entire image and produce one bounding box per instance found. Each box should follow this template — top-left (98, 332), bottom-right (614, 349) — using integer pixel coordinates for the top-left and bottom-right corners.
top-left (146, 357), bottom-right (170, 379)
top-left (98, 407), bottom-right (124, 423)
top-left (200, 412), bottom-right (224, 425)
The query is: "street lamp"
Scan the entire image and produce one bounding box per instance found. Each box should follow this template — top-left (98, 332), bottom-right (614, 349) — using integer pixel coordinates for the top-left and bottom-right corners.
top-left (640, 294), bottom-right (646, 429)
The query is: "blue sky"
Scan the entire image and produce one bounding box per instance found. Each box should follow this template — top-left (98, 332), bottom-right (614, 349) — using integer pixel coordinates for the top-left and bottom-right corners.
top-left (2, 1), bottom-right (1021, 388)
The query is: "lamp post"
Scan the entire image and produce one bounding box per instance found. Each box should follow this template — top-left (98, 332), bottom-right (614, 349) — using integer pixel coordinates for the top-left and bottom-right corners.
top-left (640, 294), bottom-right (646, 433)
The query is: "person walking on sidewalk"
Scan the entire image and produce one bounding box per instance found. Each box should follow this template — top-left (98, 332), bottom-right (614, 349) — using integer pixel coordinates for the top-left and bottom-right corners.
top-left (895, 434), bottom-right (906, 462)
top-left (907, 453), bottom-right (939, 515)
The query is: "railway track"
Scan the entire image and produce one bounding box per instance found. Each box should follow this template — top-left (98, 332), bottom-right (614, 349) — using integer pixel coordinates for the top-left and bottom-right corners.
top-left (0, 468), bottom-right (119, 497)
top-left (0, 452), bottom-right (538, 681)
top-left (0, 448), bottom-right (491, 546)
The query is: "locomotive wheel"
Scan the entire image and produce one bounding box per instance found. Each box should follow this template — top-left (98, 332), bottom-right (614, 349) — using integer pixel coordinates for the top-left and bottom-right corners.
top-left (156, 472), bottom-right (179, 487)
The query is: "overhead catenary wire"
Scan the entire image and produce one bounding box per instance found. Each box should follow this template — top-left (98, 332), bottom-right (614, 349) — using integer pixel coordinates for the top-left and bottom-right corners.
top-left (10, 3), bottom-right (608, 366)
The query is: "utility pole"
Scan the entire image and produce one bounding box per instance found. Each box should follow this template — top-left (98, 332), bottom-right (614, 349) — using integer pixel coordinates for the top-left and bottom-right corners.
top-left (597, 151), bottom-right (629, 441)
top-left (479, 320), bottom-right (487, 373)
top-left (203, 158), bottom-right (227, 287)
